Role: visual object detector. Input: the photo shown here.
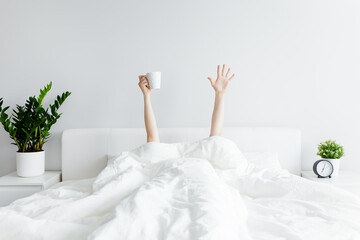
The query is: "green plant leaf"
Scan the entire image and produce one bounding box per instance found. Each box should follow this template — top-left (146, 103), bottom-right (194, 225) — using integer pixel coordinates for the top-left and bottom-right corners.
top-left (37, 82), bottom-right (52, 106)
top-left (316, 139), bottom-right (344, 159)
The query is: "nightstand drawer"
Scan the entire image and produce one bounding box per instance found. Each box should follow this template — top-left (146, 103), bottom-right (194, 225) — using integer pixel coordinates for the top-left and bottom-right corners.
top-left (0, 186), bottom-right (42, 206)
top-left (0, 171), bottom-right (61, 207)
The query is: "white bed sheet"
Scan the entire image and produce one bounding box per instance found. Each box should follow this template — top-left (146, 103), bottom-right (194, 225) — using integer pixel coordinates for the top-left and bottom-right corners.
top-left (0, 136), bottom-right (359, 240)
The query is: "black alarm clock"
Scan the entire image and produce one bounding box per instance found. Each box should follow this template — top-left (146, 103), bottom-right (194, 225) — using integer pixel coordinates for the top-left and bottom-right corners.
top-left (313, 159), bottom-right (334, 178)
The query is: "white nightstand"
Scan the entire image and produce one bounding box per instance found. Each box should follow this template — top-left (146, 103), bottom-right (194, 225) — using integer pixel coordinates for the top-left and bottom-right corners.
top-left (301, 171), bottom-right (360, 197)
top-left (0, 171), bottom-right (61, 207)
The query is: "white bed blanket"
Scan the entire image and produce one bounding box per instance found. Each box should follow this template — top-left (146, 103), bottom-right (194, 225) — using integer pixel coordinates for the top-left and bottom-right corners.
top-left (0, 136), bottom-right (359, 240)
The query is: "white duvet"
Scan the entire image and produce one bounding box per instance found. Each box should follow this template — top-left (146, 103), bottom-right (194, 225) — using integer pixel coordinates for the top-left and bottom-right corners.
top-left (1, 136), bottom-right (360, 240)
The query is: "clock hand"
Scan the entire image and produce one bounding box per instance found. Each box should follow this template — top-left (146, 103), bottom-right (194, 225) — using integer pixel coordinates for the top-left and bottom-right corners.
top-left (321, 165), bottom-right (325, 173)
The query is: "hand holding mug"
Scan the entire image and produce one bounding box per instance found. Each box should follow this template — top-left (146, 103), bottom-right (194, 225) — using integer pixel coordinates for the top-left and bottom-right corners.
top-left (138, 75), bottom-right (151, 96)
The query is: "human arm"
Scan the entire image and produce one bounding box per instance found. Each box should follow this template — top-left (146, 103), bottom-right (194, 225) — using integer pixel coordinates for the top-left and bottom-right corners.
top-left (207, 64), bottom-right (235, 136)
top-left (138, 75), bottom-right (160, 142)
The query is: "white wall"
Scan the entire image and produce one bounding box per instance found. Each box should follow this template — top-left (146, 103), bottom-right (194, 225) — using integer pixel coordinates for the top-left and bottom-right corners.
top-left (0, 0), bottom-right (359, 176)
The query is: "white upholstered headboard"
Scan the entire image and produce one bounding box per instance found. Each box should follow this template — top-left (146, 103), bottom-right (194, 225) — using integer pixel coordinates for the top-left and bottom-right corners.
top-left (61, 127), bottom-right (301, 181)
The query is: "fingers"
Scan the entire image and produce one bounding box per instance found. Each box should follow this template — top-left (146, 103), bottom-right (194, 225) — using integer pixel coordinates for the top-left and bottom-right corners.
top-left (141, 79), bottom-right (149, 88)
top-left (228, 73), bottom-right (235, 81)
top-left (138, 75), bottom-right (149, 86)
top-left (138, 75), bottom-right (147, 82)
top-left (138, 75), bottom-right (150, 91)
top-left (225, 68), bottom-right (230, 77)
top-left (138, 78), bottom-right (146, 85)
top-left (208, 77), bottom-right (215, 86)
top-left (139, 82), bottom-right (150, 91)
top-left (217, 64), bottom-right (230, 77)
top-left (139, 79), bottom-right (147, 86)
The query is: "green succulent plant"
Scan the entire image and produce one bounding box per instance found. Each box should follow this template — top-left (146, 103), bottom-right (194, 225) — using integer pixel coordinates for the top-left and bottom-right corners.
top-left (0, 82), bottom-right (71, 152)
top-left (317, 140), bottom-right (344, 159)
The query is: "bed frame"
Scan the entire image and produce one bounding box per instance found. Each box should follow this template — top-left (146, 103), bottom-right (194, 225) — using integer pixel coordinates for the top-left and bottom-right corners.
top-left (61, 127), bottom-right (301, 181)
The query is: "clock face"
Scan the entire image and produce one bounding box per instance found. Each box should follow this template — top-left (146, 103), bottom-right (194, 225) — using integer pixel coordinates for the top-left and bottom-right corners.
top-left (315, 160), bottom-right (333, 177)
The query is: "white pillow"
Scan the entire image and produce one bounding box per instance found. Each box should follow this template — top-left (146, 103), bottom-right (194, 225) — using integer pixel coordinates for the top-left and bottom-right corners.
top-left (243, 152), bottom-right (281, 170)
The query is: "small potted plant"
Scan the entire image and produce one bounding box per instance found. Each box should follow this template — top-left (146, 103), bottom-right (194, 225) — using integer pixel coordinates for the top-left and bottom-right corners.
top-left (317, 139), bottom-right (344, 176)
top-left (0, 82), bottom-right (70, 177)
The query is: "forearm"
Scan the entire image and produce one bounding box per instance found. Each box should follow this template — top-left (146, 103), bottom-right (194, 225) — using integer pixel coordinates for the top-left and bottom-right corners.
top-left (144, 95), bottom-right (160, 142)
top-left (210, 92), bottom-right (225, 136)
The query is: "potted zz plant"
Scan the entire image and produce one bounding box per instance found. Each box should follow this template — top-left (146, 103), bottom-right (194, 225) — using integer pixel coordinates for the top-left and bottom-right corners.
top-left (317, 139), bottom-right (344, 176)
top-left (0, 82), bottom-right (70, 177)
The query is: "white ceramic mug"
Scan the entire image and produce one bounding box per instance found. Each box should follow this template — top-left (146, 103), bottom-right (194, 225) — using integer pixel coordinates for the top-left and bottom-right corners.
top-left (146, 72), bottom-right (161, 89)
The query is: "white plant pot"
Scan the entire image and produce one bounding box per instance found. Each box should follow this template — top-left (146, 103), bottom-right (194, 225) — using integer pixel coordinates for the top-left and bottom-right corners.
top-left (16, 151), bottom-right (45, 177)
top-left (324, 158), bottom-right (341, 177)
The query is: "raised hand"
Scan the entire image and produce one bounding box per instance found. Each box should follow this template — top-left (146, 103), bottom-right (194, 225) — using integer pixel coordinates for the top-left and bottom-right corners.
top-left (138, 74), bottom-right (159, 142)
top-left (207, 64), bottom-right (235, 94)
top-left (138, 75), bottom-right (151, 96)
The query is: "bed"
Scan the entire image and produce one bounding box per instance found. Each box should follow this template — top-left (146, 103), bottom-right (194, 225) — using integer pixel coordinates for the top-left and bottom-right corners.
top-left (0, 127), bottom-right (359, 240)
